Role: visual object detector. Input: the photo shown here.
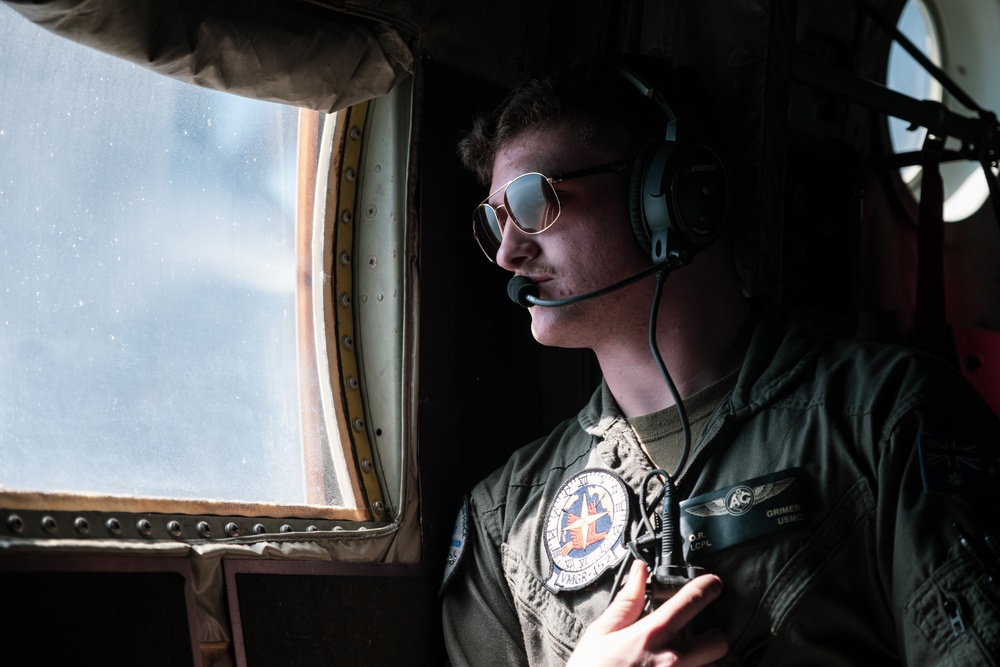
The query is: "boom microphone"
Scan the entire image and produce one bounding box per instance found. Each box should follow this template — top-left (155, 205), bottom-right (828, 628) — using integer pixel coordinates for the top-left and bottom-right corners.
top-left (507, 263), bottom-right (669, 308)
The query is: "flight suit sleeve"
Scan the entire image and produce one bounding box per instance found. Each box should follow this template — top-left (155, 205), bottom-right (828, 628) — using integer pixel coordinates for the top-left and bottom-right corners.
top-left (441, 494), bottom-right (529, 667)
top-left (879, 377), bottom-right (1000, 666)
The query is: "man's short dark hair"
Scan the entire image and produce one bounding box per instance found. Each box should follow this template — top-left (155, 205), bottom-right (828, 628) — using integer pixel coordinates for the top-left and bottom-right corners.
top-left (458, 55), bottom-right (717, 186)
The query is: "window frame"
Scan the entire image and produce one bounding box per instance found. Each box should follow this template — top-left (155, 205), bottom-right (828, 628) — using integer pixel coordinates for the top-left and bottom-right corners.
top-left (1, 10), bottom-right (415, 542)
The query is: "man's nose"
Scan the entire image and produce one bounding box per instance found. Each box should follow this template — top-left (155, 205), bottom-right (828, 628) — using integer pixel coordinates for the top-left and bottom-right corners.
top-left (495, 223), bottom-right (540, 271)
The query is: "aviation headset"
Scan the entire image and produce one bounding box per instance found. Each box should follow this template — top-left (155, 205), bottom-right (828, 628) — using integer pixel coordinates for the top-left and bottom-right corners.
top-left (615, 62), bottom-right (731, 267)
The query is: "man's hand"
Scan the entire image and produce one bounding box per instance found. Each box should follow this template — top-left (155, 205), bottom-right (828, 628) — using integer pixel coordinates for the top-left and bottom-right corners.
top-left (566, 560), bottom-right (728, 667)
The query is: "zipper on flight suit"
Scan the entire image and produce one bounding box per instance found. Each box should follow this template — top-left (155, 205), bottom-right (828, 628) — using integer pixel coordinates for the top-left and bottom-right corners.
top-left (942, 596), bottom-right (967, 637)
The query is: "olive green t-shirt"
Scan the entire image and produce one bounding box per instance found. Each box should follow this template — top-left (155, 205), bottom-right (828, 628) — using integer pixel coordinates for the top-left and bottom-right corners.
top-left (627, 366), bottom-right (740, 473)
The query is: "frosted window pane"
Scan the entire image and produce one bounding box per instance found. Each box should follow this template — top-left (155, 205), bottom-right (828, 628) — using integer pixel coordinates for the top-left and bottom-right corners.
top-left (0, 8), bottom-right (330, 505)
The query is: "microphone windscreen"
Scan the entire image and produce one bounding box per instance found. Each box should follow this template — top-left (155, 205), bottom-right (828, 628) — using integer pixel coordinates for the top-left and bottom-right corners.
top-left (507, 276), bottom-right (539, 307)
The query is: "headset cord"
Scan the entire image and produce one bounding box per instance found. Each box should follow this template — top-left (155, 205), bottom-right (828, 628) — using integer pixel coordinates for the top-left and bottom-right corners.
top-left (648, 268), bottom-right (691, 476)
top-left (607, 469), bottom-right (667, 606)
top-left (607, 268), bottom-right (697, 608)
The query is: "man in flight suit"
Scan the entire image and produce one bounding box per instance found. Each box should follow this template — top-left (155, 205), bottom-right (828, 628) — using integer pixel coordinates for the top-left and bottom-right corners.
top-left (440, 56), bottom-right (1000, 666)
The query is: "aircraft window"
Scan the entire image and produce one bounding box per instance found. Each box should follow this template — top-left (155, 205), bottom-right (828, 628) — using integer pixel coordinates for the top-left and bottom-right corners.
top-left (886, 0), bottom-right (941, 185)
top-left (886, 0), bottom-right (1000, 221)
top-left (0, 7), bottom-right (394, 535)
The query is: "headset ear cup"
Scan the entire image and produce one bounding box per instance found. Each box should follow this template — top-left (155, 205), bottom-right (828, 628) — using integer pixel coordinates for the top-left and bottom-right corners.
top-left (632, 139), bottom-right (677, 263)
top-left (618, 61), bottom-right (730, 265)
top-left (629, 141), bottom-right (657, 257)
top-left (672, 143), bottom-right (730, 248)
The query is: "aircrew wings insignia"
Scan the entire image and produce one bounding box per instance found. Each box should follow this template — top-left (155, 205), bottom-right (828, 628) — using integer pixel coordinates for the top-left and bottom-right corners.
top-left (685, 476), bottom-right (796, 517)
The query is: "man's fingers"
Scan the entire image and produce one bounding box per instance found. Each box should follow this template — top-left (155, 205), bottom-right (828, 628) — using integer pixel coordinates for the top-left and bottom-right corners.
top-left (645, 574), bottom-right (724, 639)
top-left (569, 566), bottom-right (728, 667)
top-left (584, 560), bottom-right (649, 636)
top-left (663, 627), bottom-right (730, 666)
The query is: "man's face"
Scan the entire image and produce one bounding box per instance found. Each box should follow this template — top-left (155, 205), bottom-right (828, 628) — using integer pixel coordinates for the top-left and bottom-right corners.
top-left (489, 121), bottom-right (652, 349)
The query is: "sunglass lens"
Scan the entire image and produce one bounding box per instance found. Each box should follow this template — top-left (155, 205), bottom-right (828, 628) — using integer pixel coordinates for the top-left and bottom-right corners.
top-left (505, 174), bottom-right (559, 233)
top-left (472, 204), bottom-right (503, 261)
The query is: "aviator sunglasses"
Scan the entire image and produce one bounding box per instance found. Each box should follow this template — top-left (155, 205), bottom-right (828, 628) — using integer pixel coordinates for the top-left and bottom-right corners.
top-left (472, 158), bottom-right (632, 262)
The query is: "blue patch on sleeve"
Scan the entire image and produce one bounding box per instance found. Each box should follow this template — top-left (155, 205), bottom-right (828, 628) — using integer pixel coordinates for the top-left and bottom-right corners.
top-left (439, 496), bottom-right (469, 596)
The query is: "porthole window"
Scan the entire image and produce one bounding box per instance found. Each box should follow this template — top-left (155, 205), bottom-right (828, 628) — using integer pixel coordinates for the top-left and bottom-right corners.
top-left (886, 0), bottom-right (1000, 222)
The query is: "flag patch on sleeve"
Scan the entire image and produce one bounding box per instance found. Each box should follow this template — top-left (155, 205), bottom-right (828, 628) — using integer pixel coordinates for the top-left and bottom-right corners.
top-left (918, 433), bottom-right (1000, 497)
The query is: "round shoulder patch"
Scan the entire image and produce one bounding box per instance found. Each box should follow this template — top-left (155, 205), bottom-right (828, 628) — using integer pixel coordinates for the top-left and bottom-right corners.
top-left (440, 496), bottom-right (469, 596)
top-left (544, 468), bottom-right (631, 591)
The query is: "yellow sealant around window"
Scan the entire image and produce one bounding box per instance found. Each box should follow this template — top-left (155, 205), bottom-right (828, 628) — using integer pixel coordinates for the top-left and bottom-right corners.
top-left (324, 101), bottom-right (388, 523)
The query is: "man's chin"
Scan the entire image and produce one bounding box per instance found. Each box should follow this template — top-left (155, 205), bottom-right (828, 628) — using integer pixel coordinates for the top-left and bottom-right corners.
top-left (529, 310), bottom-right (585, 349)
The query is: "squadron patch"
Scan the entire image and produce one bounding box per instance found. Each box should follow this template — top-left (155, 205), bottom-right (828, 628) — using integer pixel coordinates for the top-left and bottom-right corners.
top-left (543, 468), bottom-right (631, 591)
